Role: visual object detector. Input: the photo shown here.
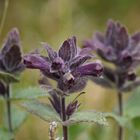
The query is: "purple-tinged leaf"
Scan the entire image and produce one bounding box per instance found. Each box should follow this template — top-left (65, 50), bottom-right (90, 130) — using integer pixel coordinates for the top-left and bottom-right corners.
top-left (118, 27), bottom-right (129, 49)
top-left (59, 36), bottom-right (77, 61)
top-left (131, 32), bottom-right (140, 45)
top-left (66, 100), bottom-right (80, 117)
top-left (1, 28), bottom-right (20, 55)
top-left (70, 55), bottom-right (91, 69)
top-left (105, 19), bottom-right (116, 45)
top-left (67, 36), bottom-right (77, 58)
top-left (2, 45), bottom-right (23, 73)
top-left (59, 40), bottom-right (71, 61)
top-left (44, 44), bottom-right (57, 61)
top-left (48, 92), bottom-right (61, 115)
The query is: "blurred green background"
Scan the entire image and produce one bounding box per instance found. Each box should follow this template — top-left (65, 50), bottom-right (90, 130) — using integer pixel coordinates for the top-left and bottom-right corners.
top-left (0, 0), bottom-right (140, 140)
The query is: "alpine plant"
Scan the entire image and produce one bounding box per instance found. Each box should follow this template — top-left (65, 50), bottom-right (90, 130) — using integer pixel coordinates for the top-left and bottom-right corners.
top-left (0, 28), bottom-right (24, 140)
top-left (24, 36), bottom-right (103, 140)
top-left (83, 19), bottom-right (140, 140)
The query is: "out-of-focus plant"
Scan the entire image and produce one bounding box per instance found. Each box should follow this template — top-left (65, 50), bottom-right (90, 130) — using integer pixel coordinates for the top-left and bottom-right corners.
top-left (84, 19), bottom-right (140, 140)
top-left (0, 28), bottom-right (25, 140)
top-left (0, 29), bottom-right (48, 140)
top-left (23, 36), bottom-right (108, 140)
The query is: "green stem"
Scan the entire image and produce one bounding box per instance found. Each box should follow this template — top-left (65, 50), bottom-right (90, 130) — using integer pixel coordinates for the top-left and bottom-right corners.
top-left (6, 84), bottom-right (14, 140)
top-left (0, 0), bottom-right (9, 38)
top-left (117, 91), bottom-right (123, 140)
top-left (61, 97), bottom-right (68, 140)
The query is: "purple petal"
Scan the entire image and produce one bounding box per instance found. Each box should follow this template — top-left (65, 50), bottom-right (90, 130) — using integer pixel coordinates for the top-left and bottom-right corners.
top-left (79, 47), bottom-right (95, 56)
top-left (24, 54), bottom-right (50, 70)
top-left (95, 32), bottom-right (105, 43)
top-left (82, 39), bottom-right (94, 49)
top-left (0, 28), bottom-right (24, 74)
top-left (105, 19), bottom-right (116, 44)
top-left (44, 44), bottom-right (57, 61)
top-left (1, 28), bottom-right (20, 55)
top-left (70, 55), bottom-right (92, 69)
top-left (77, 62), bottom-right (103, 77)
top-left (67, 36), bottom-right (77, 58)
top-left (131, 32), bottom-right (140, 45)
top-left (59, 36), bottom-right (77, 61)
top-left (59, 40), bottom-right (71, 61)
top-left (117, 26), bottom-right (129, 50)
top-left (2, 45), bottom-right (23, 73)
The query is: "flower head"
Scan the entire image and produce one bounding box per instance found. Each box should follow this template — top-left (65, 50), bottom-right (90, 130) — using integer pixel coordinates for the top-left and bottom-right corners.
top-left (24, 36), bottom-right (103, 93)
top-left (0, 28), bottom-right (25, 75)
top-left (84, 20), bottom-right (140, 89)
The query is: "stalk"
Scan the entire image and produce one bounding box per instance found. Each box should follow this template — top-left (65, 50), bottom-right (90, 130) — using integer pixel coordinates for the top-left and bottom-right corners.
top-left (117, 91), bottom-right (123, 140)
top-left (61, 97), bottom-right (68, 140)
top-left (5, 84), bottom-right (14, 140)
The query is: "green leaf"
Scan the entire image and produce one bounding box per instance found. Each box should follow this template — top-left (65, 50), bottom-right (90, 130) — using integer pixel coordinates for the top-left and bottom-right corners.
top-left (21, 100), bottom-right (61, 123)
top-left (11, 106), bottom-right (27, 132)
top-left (105, 112), bottom-right (128, 127)
top-left (12, 87), bottom-right (49, 100)
top-left (4, 105), bottom-right (27, 132)
top-left (124, 87), bottom-right (140, 119)
top-left (105, 87), bottom-right (140, 128)
top-left (64, 110), bottom-right (108, 126)
top-left (0, 71), bottom-right (19, 83)
top-left (0, 128), bottom-right (14, 140)
top-left (69, 124), bottom-right (87, 140)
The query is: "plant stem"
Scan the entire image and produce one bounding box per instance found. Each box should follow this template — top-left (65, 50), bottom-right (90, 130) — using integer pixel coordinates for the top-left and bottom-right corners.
top-left (117, 91), bottom-right (123, 140)
top-left (61, 97), bottom-right (68, 140)
top-left (6, 84), bottom-right (14, 140)
top-left (0, 0), bottom-right (9, 38)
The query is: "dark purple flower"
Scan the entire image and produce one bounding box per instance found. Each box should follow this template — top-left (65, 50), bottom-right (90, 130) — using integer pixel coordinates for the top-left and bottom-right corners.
top-left (24, 36), bottom-right (103, 93)
top-left (84, 20), bottom-right (140, 89)
top-left (0, 28), bottom-right (25, 75)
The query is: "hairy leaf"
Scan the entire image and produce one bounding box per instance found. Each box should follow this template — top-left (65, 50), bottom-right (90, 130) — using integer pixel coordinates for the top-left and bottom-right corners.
top-left (4, 105), bottom-right (27, 132)
top-left (0, 128), bottom-right (14, 140)
top-left (0, 71), bottom-right (19, 83)
top-left (105, 112), bottom-right (128, 127)
top-left (12, 107), bottom-right (27, 132)
top-left (21, 100), bottom-right (61, 123)
top-left (64, 110), bottom-right (108, 126)
top-left (124, 87), bottom-right (140, 119)
top-left (12, 87), bottom-right (49, 100)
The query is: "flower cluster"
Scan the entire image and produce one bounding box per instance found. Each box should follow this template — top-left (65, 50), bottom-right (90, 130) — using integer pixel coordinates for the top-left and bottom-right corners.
top-left (0, 28), bottom-right (24, 74)
top-left (0, 28), bottom-right (24, 97)
top-left (24, 36), bottom-right (103, 116)
top-left (84, 20), bottom-right (140, 89)
top-left (24, 36), bottom-right (103, 93)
